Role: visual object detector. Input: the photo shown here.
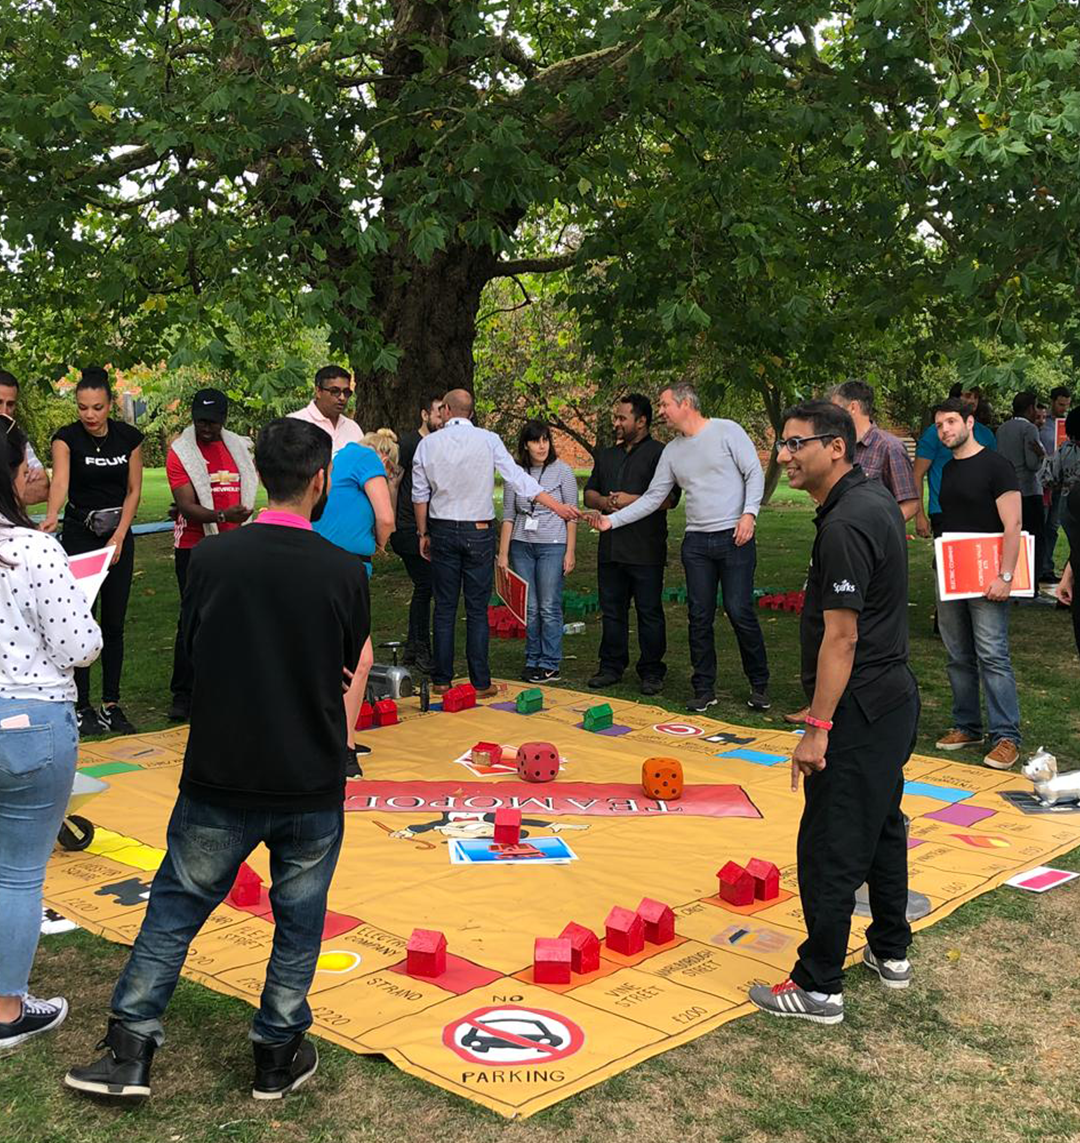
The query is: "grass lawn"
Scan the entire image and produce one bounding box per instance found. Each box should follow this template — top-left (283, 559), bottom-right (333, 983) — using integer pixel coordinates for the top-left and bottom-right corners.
top-left (8, 477), bottom-right (1080, 1143)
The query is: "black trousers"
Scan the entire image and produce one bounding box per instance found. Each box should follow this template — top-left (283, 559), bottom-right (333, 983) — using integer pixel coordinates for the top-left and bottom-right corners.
top-left (597, 561), bottom-right (667, 680)
top-left (791, 680), bottom-right (920, 995)
top-left (1021, 494), bottom-right (1046, 586)
top-left (61, 516), bottom-right (135, 707)
top-left (1062, 498), bottom-right (1080, 658)
top-left (390, 528), bottom-right (433, 652)
top-left (170, 547), bottom-right (194, 701)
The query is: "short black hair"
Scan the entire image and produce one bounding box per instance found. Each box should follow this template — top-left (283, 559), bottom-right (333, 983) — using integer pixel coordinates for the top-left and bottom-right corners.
top-left (254, 417), bottom-right (331, 502)
top-left (832, 379), bottom-right (875, 418)
top-left (617, 393), bottom-right (652, 428)
top-left (1066, 407), bottom-right (1080, 442)
top-left (516, 419), bottom-right (557, 469)
top-left (1012, 390), bottom-right (1037, 417)
top-left (77, 366), bottom-right (111, 398)
top-left (420, 391), bottom-right (443, 417)
top-left (315, 365), bottom-right (351, 389)
top-left (0, 369), bottom-right (18, 390)
top-left (933, 397), bottom-right (976, 420)
top-left (1051, 385), bottom-right (1071, 401)
top-left (948, 382), bottom-right (964, 399)
top-left (781, 399), bottom-right (856, 463)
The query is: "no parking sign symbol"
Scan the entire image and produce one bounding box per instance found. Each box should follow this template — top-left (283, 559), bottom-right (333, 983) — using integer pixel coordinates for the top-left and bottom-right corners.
top-left (443, 1005), bottom-right (585, 1066)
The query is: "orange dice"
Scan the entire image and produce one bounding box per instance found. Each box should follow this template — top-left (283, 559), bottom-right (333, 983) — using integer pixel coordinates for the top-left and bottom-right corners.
top-left (641, 757), bottom-right (683, 800)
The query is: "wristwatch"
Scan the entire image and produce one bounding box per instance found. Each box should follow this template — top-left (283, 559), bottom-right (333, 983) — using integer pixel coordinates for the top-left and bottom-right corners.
top-left (1000, 571), bottom-right (1013, 583)
top-left (215, 509), bottom-right (226, 525)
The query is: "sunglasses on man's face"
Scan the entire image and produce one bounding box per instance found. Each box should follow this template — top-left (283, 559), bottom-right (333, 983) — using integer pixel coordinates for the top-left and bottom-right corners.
top-left (775, 433), bottom-right (838, 454)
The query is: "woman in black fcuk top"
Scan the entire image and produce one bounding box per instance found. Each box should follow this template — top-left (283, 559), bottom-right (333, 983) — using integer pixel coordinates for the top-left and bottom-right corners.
top-left (44, 367), bottom-right (144, 735)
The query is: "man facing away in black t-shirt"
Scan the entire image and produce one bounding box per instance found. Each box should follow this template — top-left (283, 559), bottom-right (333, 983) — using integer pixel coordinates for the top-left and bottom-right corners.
top-left (67, 419), bottom-right (371, 1103)
top-left (931, 397), bottom-right (1023, 771)
top-left (748, 400), bottom-right (919, 1026)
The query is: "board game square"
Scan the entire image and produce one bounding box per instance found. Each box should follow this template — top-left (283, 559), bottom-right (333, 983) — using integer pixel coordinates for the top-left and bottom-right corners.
top-left (387, 952), bottom-right (504, 994)
top-left (926, 803), bottom-right (997, 827)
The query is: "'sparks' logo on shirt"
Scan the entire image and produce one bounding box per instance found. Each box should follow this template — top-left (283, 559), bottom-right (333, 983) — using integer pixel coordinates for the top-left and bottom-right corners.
top-left (831, 579), bottom-right (857, 593)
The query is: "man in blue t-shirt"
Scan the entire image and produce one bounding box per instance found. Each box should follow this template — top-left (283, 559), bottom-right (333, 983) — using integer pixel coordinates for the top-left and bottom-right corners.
top-left (914, 389), bottom-right (996, 538)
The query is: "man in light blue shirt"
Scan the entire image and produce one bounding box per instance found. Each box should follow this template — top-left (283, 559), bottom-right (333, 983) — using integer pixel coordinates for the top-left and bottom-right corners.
top-left (412, 389), bottom-right (577, 695)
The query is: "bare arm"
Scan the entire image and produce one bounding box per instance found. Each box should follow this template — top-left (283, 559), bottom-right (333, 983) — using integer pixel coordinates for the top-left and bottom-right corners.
top-left (498, 519), bottom-right (513, 569)
top-left (43, 439), bottom-right (70, 531)
top-left (110, 445), bottom-right (144, 563)
top-left (987, 489), bottom-right (1022, 600)
top-left (364, 474), bottom-right (394, 551)
top-left (414, 500), bottom-right (430, 560)
top-left (898, 498), bottom-right (919, 523)
top-left (912, 456), bottom-right (932, 537)
top-left (583, 488), bottom-right (606, 510)
top-left (22, 464), bottom-right (49, 506)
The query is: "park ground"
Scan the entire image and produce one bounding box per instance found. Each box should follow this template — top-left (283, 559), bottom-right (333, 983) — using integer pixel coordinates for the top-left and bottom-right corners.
top-left (5, 476), bottom-right (1080, 1143)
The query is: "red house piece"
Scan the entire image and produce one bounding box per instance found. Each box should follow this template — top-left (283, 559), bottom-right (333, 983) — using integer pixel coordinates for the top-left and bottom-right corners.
top-left (605, 905), bottom-right (645, 955)
top-left (745, 857), bottom-right (781, 901)
top-left (471, 741), bottom-right (503, 767)
top-left (533, 937), bottom-right (573, 984)
top-left (636, 897), bottom-right (676, 945)
top-left (493, 806), bottom-right (522, 846)
top-left (355, 700), bottom-right (374, 730)
top-left (496, 615), bottom-right (517, 639)
top-left (442, 686), bottom-right (468, 712)
top-left (228, 862), bottom-right (263, 908)
top-left (457, 683), bottom-right (477, 708)
top-left (374, 698), bottom-right (398, 727)
top-left (559, 921), bottom-right (601, 974)
top-left (717, 861), bottom-right (755, 906)
top-left (406, 928), bottom-right (447, 977)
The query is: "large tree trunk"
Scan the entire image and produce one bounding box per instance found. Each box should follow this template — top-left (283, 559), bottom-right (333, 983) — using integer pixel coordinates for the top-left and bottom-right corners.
top-left (353, 243), bottom-right (494, 434)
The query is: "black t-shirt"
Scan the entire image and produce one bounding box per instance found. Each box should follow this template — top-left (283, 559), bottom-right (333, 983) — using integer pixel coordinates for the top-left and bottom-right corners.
top-left (396, 429), bottom-right (423, 531)
top-left (53, 419), bottom-right (144, 513)
top-left (180, 522), bottom-right (370, 811)
top-left (938, 447), bottom-right (1019, 535)
top-left (801, 469), bottom-right (915, 715)
top-left (585, 436), bottom-right (679, 564)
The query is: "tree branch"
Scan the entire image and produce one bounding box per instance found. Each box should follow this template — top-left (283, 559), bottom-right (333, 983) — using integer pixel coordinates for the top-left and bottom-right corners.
top-left (491, 252), bottom-right (577, 276)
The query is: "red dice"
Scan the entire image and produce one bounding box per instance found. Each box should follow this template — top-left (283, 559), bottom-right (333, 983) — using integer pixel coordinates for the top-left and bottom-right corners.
top-left (516, 741), bottom-right (560, 783)
top-left (641, 757), bottom-right (684, 800)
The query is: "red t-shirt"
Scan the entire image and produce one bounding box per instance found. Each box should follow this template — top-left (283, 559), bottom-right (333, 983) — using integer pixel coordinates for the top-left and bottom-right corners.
top-left (166, 439), bottom-right (243, 549)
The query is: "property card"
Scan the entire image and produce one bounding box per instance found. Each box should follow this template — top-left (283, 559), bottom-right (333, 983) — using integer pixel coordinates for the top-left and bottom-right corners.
top-left (1057, 418), bottom-right (1068, 449)
top-left (1005, 866), bottom-right (1080, 893)
top-left (495, 563), bottom-right (529, 627)
top-left (449, 837), bottom-right (578, 866)
top-left (67, 545), bottom-right (116, 605)
top-left (935, 532), bottom-right (1035, 600)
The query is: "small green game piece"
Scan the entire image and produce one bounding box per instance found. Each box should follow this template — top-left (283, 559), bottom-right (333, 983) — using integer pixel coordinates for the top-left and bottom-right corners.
top-left (583, 702), bottom-right (614, 732)
top-left (516, 687), bottom-right (543, 714)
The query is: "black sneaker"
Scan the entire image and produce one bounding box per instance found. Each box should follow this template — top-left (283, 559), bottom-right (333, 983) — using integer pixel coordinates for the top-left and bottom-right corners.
top-left (345, 747), bottom-right (363, 779)
top-left (588, 671), bottom-right (622, 689)
top-left (167, 696), bottom-right (190, 722)
top-left (640, 678), bottom-right (663, 696)
top-left (687, 693), bottom-right (717, 713)
top-left (98, 704), bottom-right (137, 735)
top-left (747, 689), bottom-right (771, 711)
top-left (538, 668), bottom-right (561, 682)
top-left (252, 1033), bottom-right (318, 1100)
top-left (76, 706), bottom-right (104, 736)
top-left (0, 995), bottom-right (68, 1050)
top-left (521, 666), bottom-right (541, 682)
top-left (64, 1019), bottom-right (156, 1097)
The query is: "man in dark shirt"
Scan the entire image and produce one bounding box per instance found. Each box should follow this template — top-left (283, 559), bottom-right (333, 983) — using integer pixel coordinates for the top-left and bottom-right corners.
top-left (749, 400), bottom-right (919, 1026)
top-left (583, 394), bottom-right (679, 694)
top-left (391, 391), bottom-right (445, 673)
top-left (67, 419), bottom-right (370, 1102)
top-left (932, 397), bottom-right (1023, 770)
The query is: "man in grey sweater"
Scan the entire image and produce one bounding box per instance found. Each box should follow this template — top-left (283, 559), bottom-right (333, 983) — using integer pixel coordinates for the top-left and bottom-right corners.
top-left (996, 390), bottom-right (1046, 586)
top-left (589, 382), bottom-right (770, 712)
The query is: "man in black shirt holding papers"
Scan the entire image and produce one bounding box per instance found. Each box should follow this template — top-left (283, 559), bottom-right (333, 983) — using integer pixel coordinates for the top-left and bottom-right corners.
top-left (67, 419), bottom-right (370, 1102)
top-left (931, 397), bottom-right (1023, 770)
top-left (584, 394), bottom-right (679, 694)
top-left (749, 400), bottom-right (919, 1026)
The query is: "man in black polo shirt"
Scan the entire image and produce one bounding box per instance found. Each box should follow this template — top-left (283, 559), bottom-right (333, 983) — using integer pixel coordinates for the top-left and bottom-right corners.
top-left (584, 394), bottom-right (679, 694)
top-left (66, 419), bottom-right (370, 1101)
top-left (749, 400), bottom-right (919, 1026)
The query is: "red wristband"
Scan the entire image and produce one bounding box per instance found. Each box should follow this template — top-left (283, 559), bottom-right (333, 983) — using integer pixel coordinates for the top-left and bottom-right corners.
top-left (804, 714), bottom-right (833, 731)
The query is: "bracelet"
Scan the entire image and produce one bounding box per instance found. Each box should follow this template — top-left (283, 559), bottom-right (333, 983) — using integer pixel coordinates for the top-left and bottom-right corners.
top-left (804, 714), bottom-right (833, 731)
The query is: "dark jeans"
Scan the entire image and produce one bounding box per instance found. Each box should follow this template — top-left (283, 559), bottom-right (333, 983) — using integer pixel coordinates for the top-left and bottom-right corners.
top-left (791, 683), bottom-right (920, 995)
top-left (110, 793), bottom-right (344, 1045)
top-left (1021, 494), bottom-right (1046, 586)
top-left (680, 530), bottom-right (769, 694)
top-left (1043, 487), bottom-right (1062, 576)
top-left (1063, 500), bottom-right (1080, 657)
top-left (61, 517), bottom-right (135, 707)
top-left (429, 520), bottom-right (496, 688)
top-left (391, 528), bottom-right (433, 653)
top-left (170, 547), bottom-right (193, 702)
top-left (597, 561), bottom-right (667, 681)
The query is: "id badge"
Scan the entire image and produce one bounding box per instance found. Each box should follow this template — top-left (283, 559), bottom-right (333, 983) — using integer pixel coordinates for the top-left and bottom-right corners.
top-left (524, 515), bottom-right (540, 532)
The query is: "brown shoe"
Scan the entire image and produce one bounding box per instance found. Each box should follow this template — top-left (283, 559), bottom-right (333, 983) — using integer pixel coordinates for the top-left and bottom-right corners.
top-left (934, 729), bottom-right (984, 751)
top-left (432, 684), bottom-right (452, 696)
top-left (474, 685), bottom-right (500, 700)
top-left (783, 707), bottom-right (808, 725)
top-left (983, 739), bottom-right (1019, 770)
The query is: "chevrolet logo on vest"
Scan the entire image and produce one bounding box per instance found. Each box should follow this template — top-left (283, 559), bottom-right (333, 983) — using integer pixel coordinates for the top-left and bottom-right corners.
top-left (84, 454), bottom-right (128, 466)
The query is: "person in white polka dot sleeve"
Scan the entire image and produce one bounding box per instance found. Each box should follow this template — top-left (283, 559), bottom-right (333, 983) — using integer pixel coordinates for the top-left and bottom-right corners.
top-left (0, 418), bottom-right (102, 1051)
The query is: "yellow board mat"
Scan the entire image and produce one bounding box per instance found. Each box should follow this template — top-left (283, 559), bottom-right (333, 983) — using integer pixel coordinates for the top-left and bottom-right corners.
top-left (48, 683), bottom-right (1080, 1119)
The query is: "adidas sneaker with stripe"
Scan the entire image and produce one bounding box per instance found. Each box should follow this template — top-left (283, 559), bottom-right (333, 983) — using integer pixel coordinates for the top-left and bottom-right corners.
top-left (748, 978), bottom-right (844, 1024)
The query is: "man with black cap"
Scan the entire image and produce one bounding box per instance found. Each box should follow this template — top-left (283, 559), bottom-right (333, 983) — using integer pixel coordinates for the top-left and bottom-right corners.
top-left (164, 389), bottom-right (257, 720)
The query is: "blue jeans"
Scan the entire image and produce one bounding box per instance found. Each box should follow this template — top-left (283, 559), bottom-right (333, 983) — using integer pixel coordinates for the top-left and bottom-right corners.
top-left (110, 793), bottom-right (343, 1045)
top-left (429, 520), bottom-right (496, 688)
top-left (510, 541), bottom-right (566, 671)
top-left (681, 530), bottom-right (769, 695)
top-left (935, 587), bottom-right (1021, 745)
top-left (0, 697), bottom-right (78, 997)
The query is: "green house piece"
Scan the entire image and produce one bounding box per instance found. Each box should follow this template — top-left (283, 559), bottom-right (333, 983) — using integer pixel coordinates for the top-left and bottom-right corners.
top-left (516, 687), bottom-right (543, 714)
top-left (583, 703), bottom-right (613, 732)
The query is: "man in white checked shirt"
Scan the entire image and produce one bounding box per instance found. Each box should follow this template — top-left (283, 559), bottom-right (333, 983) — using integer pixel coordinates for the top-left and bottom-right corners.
top-left (412, 389), bottom-right (578, 696)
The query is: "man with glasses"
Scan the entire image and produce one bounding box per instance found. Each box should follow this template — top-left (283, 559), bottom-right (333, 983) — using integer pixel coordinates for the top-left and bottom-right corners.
top-left (0, 370), bottom-right (50, 505)
top-left (749, 400), bottom-right (918, 1026)
top-left (288, 366), bottom-right (364, 456)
